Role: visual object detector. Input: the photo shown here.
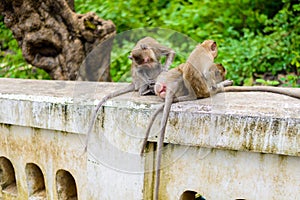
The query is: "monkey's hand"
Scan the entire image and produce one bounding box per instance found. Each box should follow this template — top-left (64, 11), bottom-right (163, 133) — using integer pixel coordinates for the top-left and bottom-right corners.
top-left (139, 79), bottom-right (156, 95)
top-left (221, 80), bottom-right (233, 87)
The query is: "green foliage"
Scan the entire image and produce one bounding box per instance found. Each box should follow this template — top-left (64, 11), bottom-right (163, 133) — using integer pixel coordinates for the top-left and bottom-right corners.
top-left (75, 0), bottom-right (299, 86)
top-left (108, 28), bottom-right (196, 82)
top-left (218, 1), bottom-right (300, 86)
top-left (1, 0), bottom-right (299, 86)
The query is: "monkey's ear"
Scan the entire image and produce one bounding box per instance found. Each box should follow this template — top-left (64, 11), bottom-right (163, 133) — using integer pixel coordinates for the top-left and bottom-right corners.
top-left (140, 44), bottom-right (149, 50)
top-left (211, 42), bottom-right (217, 51)
top-left (128, 54), bottom-right (133, 60)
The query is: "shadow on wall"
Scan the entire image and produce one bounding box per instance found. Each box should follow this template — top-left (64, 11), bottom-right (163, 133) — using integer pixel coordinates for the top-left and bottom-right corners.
top-left (0, 157), bottom-right (78, 200)
top-left (0, 156), bottom-right (18, 196)
top-left (180, 190), bottom-right (206, 200)
top-left (56, 169), bottom-right (78, 200)
top-left (25, 163), bottom-right (47, 200)
top-left (180, 190), bottom-right (247, 200)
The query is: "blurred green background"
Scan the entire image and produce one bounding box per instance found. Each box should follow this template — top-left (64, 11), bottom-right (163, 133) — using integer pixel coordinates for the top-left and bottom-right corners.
top-left (1, 0), bottom-right (299, 86)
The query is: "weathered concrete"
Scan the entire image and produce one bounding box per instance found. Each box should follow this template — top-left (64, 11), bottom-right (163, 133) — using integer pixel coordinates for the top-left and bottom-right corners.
top-left (0, 78), bottom-right (299, 199)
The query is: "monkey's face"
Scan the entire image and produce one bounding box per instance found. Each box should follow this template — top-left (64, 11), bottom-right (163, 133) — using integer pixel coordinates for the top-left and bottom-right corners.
top-left (200, 40), bottom-right (218, 58)
top-left (129, 49), bottom-right (157, 66)
top-left (215, 63), bottom-right (226, 81)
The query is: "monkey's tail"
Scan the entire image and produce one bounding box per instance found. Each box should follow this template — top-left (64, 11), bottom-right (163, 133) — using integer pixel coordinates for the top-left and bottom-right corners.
top-left (154, 94), bottom-right (173, 200)
top-left (224, 86), bottom-right (300, 99)
top-left (84, 98), bottom-right (108, 153)
top-left (84, 84), bottom-right (135, 152)
top-left (140, 104), bottom-right (164, 156)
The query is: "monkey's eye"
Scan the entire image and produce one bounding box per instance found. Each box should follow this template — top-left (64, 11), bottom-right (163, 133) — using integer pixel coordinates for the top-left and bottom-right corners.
top-left (133, 56), bottom-right (142, 63)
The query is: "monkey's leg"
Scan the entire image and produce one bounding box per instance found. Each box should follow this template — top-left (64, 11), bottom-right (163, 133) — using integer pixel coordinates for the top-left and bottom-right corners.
top-left (85, 83), bottom-right (135, 152)
top-left (140, 104), bottom-right (164, 155)
top-left (139, 79), bottom-right (156, 95)
top-left (154, 95), bottom-right (173, 200)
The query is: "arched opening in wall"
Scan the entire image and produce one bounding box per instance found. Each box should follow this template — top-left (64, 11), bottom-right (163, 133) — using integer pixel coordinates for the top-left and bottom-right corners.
top-left (0, 157), bottom-right (18, 196)
top-left (25, 163), bottom-right (47, 199)
top-left (56, 169), bottom-right (78, 200)
top-left (180, 190), bottom-right (206, 200)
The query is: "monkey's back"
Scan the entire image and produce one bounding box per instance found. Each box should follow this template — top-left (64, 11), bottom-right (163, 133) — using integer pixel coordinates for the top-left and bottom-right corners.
top-left (179, 63), bottom-right (211, 98)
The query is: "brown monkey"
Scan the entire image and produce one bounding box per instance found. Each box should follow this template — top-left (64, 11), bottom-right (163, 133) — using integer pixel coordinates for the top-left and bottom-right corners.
top-left (140, 62), bottom-right (228, 155)
top-left (85, 37), bottom-right (175, 151)
top-left (141, 41), bottom-right (230, 153)
top-left (143, 40), bottom-right (300, 200)
top-left (141, 40), bottom-right (232, 200)
top-left (128, 37), bottom-right (175, 95)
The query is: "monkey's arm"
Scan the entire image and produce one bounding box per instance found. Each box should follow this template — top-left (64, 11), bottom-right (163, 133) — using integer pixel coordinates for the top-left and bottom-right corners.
top-left (153, 45), bottom-right (175, 70)
top-left (224, 86), bottom-right (300, 99)
top-left (163, 50), bottom-right (176, 70)
top-left (85, 83), bottom-right (135, 152)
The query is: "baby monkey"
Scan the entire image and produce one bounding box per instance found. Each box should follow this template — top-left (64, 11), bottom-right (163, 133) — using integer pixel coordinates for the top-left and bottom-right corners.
top-left (142, 40), bottom-right (232, 200)
top-left (85, 37), bottom-right (175, 151)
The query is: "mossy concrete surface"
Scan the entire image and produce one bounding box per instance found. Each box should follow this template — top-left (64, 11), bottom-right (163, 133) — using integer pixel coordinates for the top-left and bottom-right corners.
top-left (0, 78), bottom-right (299, 199)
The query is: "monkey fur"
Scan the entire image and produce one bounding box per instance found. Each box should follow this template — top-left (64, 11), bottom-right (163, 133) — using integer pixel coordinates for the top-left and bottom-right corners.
top-left (84, 37), bottom-right (175, 151)
top-left (141, 40), bottom-right (232, 200)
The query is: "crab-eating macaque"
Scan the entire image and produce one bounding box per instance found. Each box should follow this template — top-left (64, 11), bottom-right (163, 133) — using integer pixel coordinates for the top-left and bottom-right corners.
top-left (85, 37), bottom-right (175, 151)
top-left (141, 41), bottom-right (230, 154)
top-left (143, 41), bottom-right (300, 200)
top-left (141, 40), bottom-right (232, 200)
top-left (139, 63), bottom-right (229, 156)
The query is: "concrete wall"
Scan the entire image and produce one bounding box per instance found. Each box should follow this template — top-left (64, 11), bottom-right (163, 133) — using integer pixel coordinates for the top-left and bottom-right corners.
top-left (0, 78), bottom-right (299, 200)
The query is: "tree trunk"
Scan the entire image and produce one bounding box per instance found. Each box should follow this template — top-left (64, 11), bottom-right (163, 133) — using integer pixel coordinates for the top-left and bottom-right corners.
top-left (0, 0), bottom-right (116, 81)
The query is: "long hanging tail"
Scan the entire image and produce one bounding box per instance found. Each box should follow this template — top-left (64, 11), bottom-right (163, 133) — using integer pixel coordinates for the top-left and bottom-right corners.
top-left (154, 94), bottom-right (173, 200)
top-left (224, 86), bottom-right (300, 99)
top-left (140, 104), bottom-right (164, 155)
top-left (84, 84), bottom-right (135, 152)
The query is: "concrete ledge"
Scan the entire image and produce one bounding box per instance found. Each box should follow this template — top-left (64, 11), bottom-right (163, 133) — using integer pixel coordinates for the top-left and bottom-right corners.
top-left (1, 78), bottom-right (300, 199)
top-left (0, 78), bottom-right (299, 156)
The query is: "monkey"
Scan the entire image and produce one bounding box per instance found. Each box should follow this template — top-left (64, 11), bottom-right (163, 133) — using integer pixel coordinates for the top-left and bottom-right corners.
top-left (141, 41), bottom-right (229, 154)
top-left (128, 37), bottom-right (175, 95)
top-left (141, 39), bottom-right (300, 200)
top-left (140, 40), bottom-right (233, 200)
top-left (139, 62), bottom-right (229, 156)
top-left (84, 36), bottom-right (175, 151)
